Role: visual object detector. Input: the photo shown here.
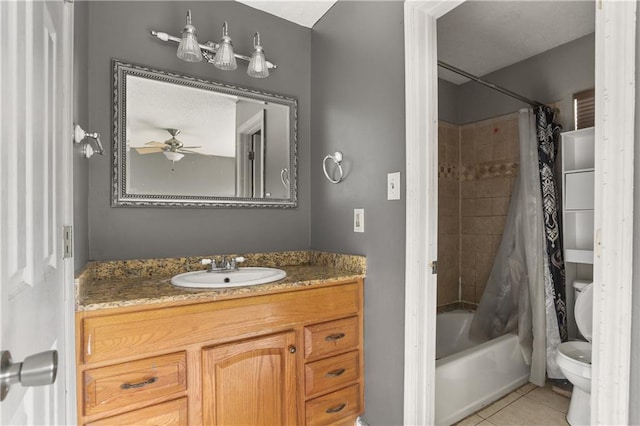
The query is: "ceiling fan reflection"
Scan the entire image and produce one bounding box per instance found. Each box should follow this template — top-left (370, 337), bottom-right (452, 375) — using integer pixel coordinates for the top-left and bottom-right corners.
top-left (133, 128), bottom-right (206, 162)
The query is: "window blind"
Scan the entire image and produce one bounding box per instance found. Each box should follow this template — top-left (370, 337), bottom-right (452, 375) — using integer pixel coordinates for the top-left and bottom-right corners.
top-left (573, 88), bottom-right (595, 129)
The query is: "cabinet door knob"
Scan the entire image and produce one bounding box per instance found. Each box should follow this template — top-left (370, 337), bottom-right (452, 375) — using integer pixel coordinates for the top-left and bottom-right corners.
top-left (288, 345), bottom-right (297, 354)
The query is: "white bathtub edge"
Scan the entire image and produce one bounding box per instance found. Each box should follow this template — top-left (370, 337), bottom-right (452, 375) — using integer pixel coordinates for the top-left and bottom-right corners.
top-left (436, 375), bottom-right (530, 426)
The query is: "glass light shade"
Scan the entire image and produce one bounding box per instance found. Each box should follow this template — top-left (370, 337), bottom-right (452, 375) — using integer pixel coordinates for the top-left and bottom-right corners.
top-left (213, 22), bottom-right (237, 71)
top-left (163, 151), bottom-right (185, 162)
top-left (176, 11), bottom-right (202, 62)
top-left (247, 33), bottom-right (269, 78)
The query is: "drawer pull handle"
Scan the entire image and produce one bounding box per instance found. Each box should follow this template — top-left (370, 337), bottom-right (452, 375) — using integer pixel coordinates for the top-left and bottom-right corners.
top-left (120, 376), bottom-right (158, 390)
top-left (324, 333), bottom-right (345, 342)
top-left (288, 345), bottom-right (297, 354)
top-left (325, 368), bottom-right (346, 377)
top-left (326, 403), bottom-right (346, 414)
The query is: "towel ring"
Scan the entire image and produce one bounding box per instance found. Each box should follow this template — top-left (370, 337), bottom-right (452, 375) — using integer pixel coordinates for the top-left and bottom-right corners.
top-left (323, 151), bottom-right (344, 184)
top-left (280, 168), bottom-right (290, 188)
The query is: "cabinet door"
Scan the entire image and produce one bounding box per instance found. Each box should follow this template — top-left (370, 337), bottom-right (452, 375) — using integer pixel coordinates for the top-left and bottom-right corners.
top-left (202, 331), bottom-right (298, 425)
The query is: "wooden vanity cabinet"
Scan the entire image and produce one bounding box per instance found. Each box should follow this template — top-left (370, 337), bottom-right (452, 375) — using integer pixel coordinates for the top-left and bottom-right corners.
top-left (76, 278), bottom-right (364, 426)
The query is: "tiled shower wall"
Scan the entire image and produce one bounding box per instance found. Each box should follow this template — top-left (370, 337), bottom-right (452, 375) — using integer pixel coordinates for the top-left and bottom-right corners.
top-left (437, 122), bottom-right (460, 306)
top-left (437, 113), bottom-right (520, 307)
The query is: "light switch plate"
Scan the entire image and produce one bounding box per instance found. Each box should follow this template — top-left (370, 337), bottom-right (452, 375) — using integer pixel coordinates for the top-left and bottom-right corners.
top-left (354, 209), bottom-right (364, 233)
top-left (388, 172), bottom-right (401, 200)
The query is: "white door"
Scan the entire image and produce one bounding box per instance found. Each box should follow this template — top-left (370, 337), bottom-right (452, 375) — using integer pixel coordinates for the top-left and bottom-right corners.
top-left (1, 0), bottom-right (74, 424)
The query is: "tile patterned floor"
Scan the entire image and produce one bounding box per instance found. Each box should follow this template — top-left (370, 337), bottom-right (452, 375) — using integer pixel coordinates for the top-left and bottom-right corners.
top-left (454, 383), bottom-right (570, 426)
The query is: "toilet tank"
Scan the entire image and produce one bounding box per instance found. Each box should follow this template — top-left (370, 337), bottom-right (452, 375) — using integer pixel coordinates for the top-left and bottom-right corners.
top-left (573, 280), bottom-right (591, 295)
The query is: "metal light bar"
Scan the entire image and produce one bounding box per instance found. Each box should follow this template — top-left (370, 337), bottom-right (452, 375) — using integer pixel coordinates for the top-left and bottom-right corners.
top-left (438, 60), bottom-right (544, 108)
top-left (151, 30), bottom-right (278, 70)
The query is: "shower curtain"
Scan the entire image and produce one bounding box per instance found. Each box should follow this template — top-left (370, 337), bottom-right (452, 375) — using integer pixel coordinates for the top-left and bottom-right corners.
top-left (469, 107), bottom-right (566, 385)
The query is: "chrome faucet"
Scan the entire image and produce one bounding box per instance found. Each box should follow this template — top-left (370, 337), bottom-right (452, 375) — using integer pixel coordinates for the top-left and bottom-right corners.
top-left (201, 256), bottom-right (245, 272)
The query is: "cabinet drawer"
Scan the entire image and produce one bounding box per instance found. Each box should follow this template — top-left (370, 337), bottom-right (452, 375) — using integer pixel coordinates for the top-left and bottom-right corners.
top-left (304, 317), bottom-right (359, 360)
top-left (86, 397), bottom-right (188, 426)
top-left (305, 384), bottom-right (361, 426)
top-left (305, 351), bottom-right (359, 397)
top-left (83, 352), bottom-right (187, 416)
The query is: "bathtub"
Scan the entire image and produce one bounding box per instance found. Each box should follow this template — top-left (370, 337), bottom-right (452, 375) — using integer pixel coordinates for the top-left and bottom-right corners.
top-left (435, 311), bottom-right (530, 425)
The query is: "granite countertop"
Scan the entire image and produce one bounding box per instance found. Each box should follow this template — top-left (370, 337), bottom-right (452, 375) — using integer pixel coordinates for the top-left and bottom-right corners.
top-left (76, 251), bottom-right (366, 312)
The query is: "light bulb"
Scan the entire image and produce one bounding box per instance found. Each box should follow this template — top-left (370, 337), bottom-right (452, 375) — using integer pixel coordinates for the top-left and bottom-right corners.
top-left (213, 22), bottom-right (237, 71)
top-left (247, 32), bottom-right (269, 78)
top-left (177, 10), bottom-right (203, 62)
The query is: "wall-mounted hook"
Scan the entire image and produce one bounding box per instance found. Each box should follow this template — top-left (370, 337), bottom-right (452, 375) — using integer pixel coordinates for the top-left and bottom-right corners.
top-left (73, 124), bottom-right (104, 158)
top-left (323, 151), bottom-right (344, 184)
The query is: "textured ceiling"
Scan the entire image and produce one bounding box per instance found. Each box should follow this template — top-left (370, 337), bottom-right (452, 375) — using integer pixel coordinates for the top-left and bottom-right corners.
top-left (438, 1), bottom-right (595, 85)
top-left (235, 0), bottom-right (337, 28)
top-left (234, 1), bottom-right (595, 84)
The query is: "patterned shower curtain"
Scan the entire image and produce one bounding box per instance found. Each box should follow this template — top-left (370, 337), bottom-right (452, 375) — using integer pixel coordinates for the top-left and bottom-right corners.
top-left (534, 106), bottom-right (567, 379)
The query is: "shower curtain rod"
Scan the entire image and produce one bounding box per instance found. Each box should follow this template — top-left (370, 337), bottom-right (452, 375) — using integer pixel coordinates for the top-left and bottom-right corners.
top-left (438, 60), bottom-right (546, 108)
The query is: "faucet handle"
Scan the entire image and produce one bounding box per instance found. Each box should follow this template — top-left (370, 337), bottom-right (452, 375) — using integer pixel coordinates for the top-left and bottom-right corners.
top-left (230, 256), bottom-right (245, 270)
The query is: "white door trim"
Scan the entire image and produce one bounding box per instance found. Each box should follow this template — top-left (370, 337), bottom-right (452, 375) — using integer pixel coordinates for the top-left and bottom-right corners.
top-left (403, 2), bottom-right (462, 424)
top-left (403, 1), bottom-right (636, 425)
top-left (61, 1), bottom-right (77, 423)
top-left (591, 2), bottom-right (636, 424)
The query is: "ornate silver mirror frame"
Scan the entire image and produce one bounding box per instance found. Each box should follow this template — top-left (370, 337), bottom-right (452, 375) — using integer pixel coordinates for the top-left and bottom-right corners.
top-left (112, 59), bottom-right (297, 208)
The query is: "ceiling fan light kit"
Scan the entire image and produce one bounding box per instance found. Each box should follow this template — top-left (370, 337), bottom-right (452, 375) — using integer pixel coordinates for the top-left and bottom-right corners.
top-left (163, 151), bottom-right (185, 162)
top-left (151, 10), bottom-right (276, 78)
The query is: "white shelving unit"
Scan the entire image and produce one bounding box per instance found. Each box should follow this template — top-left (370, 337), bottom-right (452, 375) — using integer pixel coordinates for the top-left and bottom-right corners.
top-left (561, 127), bottom-right (595, 339)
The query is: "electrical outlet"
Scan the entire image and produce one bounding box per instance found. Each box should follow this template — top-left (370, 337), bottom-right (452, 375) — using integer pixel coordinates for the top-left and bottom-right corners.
top-left (354, 209), bottom-right (364, 233)
top-left (388, 172), bottom-right (401, 200)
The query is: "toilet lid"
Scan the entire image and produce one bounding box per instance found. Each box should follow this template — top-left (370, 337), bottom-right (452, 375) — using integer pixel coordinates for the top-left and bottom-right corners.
top-left (575, 283), bottom-right (593, 342)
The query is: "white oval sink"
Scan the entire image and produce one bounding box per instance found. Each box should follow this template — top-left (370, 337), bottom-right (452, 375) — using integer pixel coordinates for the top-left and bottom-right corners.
top-left (171, 267), bottom-right (287, 289)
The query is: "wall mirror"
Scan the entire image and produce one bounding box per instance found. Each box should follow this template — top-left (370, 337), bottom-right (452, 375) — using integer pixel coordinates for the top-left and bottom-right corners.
top-left (112, 59), bottom-right (297, 208)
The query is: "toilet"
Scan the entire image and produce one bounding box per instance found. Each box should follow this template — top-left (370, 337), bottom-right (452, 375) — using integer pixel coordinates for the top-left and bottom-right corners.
top-left (557, 281), bottom-right (593, 426)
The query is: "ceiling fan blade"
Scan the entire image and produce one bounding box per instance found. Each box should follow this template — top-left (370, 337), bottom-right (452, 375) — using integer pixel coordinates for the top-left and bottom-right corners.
top-left (135, 147), bottom-right (164, 154)
top-left (144, 141), bottom-right (166, 146)
top-left (179, 149), bottom-right (210, 155)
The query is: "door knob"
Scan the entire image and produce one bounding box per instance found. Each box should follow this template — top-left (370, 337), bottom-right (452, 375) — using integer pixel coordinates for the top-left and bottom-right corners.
top-left (0, 350), bottom-right (58, 401)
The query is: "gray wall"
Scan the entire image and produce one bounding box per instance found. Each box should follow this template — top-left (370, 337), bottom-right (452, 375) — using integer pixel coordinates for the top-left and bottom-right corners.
top-left (455, 33), bottom-right (595, 128)
top-left (73, 1), bottom-right (90, 272)
top-left (438, 78), bottom-right (459, 123)
top-left (310, 3), bottom-right (406, 424)
top-left (128, 152), bottom-right (236, 196)
top-left (86, 1), bottom-right (311, 260)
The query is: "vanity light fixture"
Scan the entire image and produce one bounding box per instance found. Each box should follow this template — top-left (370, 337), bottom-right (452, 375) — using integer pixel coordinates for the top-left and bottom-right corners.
top-left (151, 10), bottom-right (277, 78)
top-left (247, 33), bottom-right (269, 78)
top-left (176, 10), bottom-right (202, 62)
top-left (212, 22), bottom-right (237, 71)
